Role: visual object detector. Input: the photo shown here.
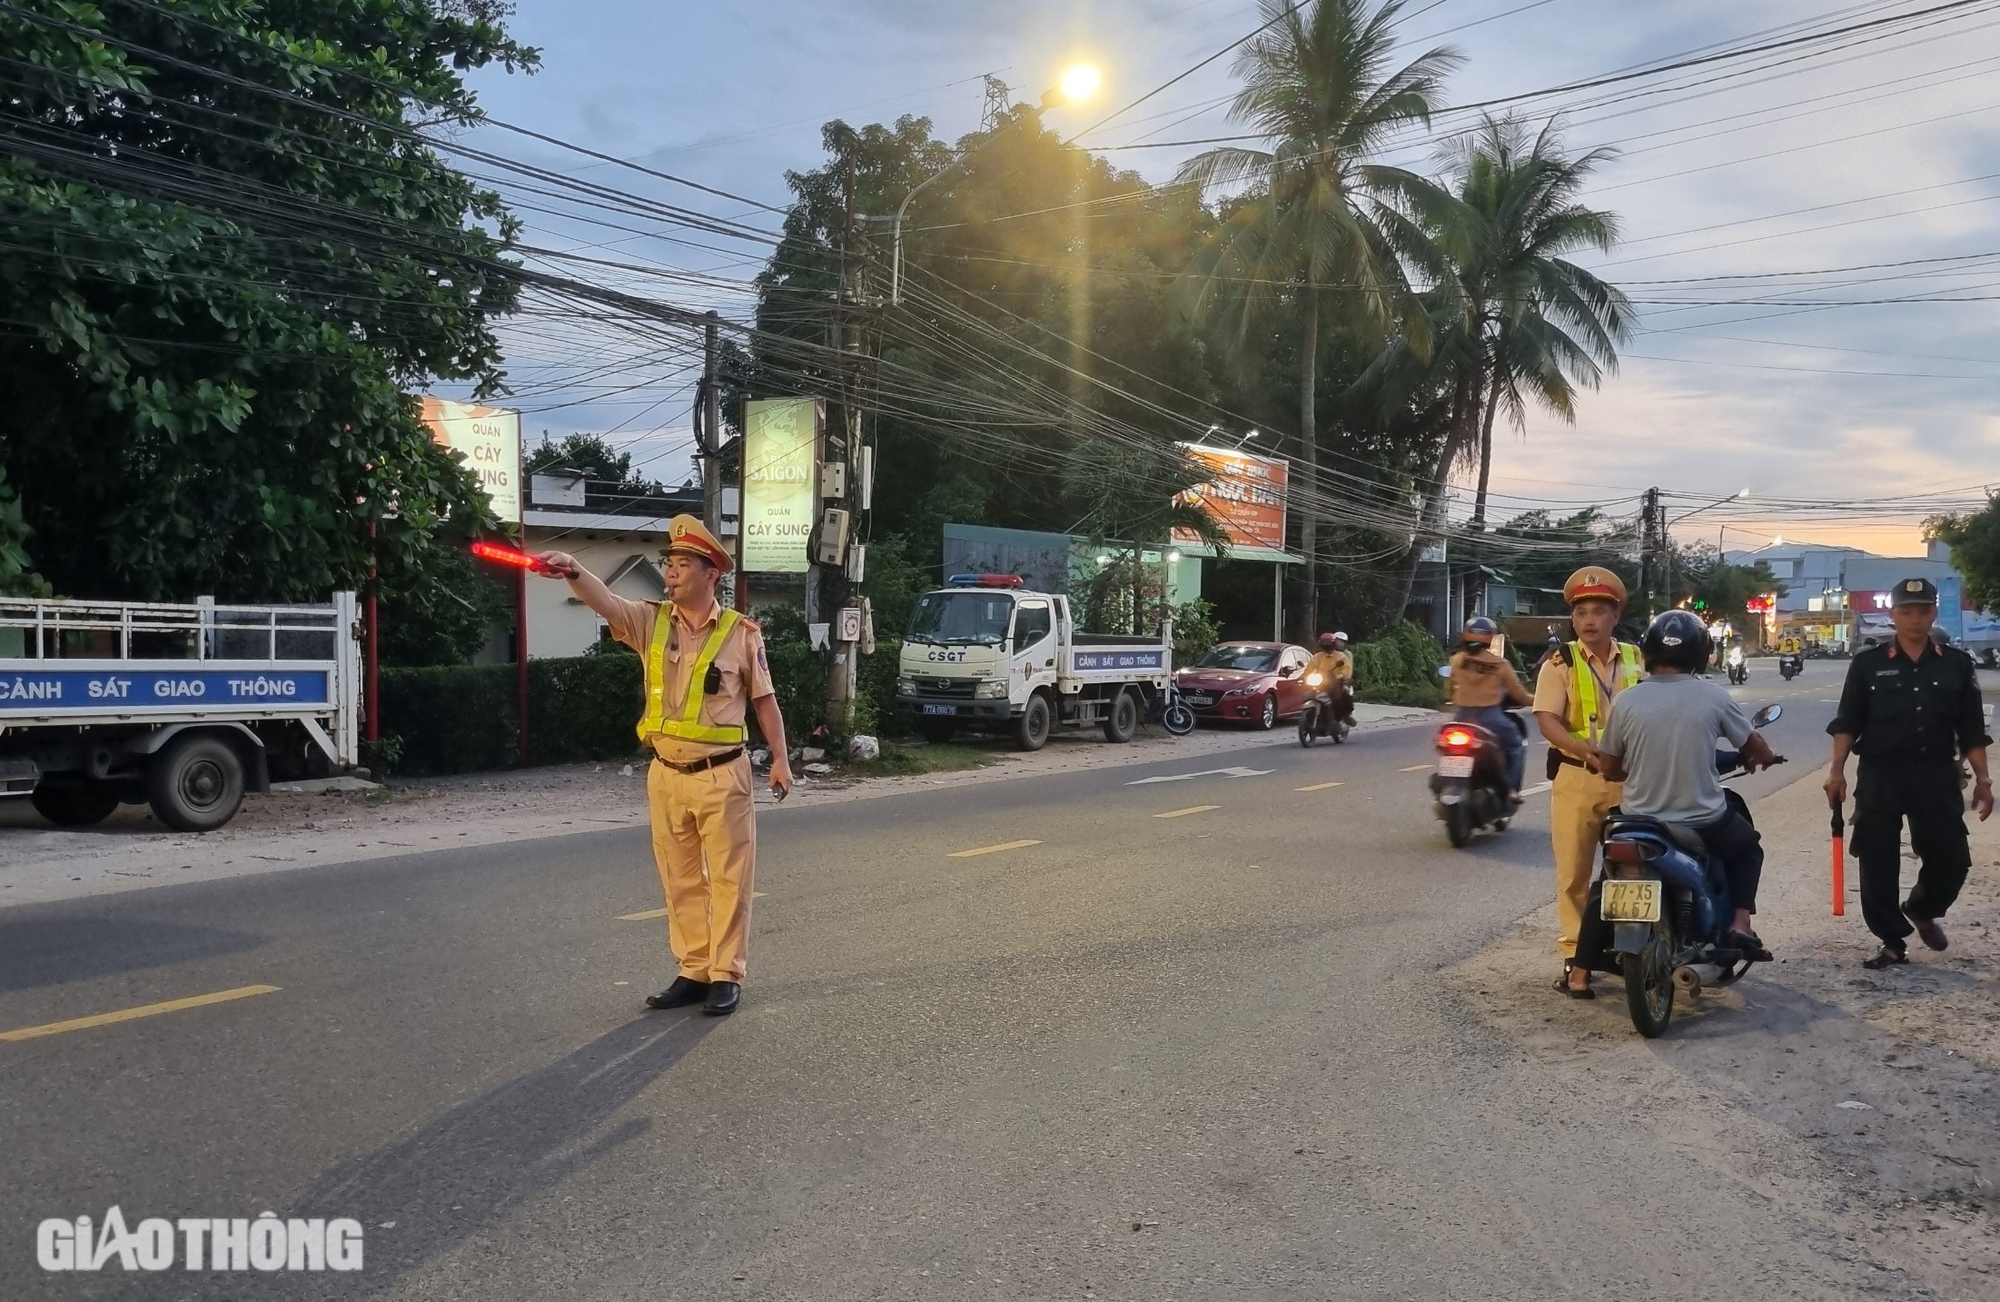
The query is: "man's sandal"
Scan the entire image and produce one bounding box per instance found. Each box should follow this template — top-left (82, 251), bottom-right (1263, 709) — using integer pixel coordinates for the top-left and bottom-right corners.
top-left (1861, 946), bottom-right (1908, 971)
top-left (1554, 963), bottom-right (1596, 999)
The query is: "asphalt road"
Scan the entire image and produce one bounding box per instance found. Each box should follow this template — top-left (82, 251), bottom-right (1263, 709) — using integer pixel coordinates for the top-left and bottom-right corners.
top-left (0, 671), bottom-right (1900, 1301)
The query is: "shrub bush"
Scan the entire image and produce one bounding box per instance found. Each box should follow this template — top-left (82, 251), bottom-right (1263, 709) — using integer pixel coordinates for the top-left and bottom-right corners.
top-left (379, 654), bottom-right (649, 776)
top-left (1352, 622), bottom-right (1447, 709)
top-left (378, 663), bottom-right (516, 775)
top-left (527, 653), bottom-right (644, 764)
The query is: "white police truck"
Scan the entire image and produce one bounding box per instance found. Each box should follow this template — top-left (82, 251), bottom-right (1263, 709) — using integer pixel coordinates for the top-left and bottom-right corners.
top-left (895, 574), bottom-right (1172, 751)
top-left (0, 593), bottom-right (361, 831)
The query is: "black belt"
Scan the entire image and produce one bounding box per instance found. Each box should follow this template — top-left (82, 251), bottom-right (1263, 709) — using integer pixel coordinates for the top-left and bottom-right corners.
top-left (653, 747), bottom-right (744, 775)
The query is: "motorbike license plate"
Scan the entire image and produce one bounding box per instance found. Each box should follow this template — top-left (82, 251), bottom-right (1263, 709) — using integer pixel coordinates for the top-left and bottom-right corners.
top-left (1437, 755), bottom-right (1474, 778)
top-left (1601, 879), bottom-right (1663, 923)
top-left (921, 704), bottom-right (957, 716)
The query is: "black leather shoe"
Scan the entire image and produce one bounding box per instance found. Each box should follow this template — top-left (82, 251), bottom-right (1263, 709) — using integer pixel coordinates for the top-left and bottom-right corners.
top-left (1909, 915), bottom-right (1948, 952)
top-left (702, 981), bottom-right (741, 1016)
top-left (645, 976), bottom-right (709, 1010)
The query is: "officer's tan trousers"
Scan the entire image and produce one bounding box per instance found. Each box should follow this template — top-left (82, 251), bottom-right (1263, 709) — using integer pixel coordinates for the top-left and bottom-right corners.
top-left (646, 756), bottom-right (755, 983)
top-left (1551, 762), bottom-right (1623, 959)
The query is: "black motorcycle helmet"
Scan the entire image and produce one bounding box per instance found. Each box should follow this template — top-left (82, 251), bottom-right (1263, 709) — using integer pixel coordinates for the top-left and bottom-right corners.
top-left (1642, 609), bottom-right (1709, 673)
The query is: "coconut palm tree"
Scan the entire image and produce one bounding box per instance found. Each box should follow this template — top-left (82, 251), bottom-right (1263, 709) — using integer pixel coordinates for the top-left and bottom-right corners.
top-left (1177, 0), bottom-right (1459, 633)
top-left (1389, 114), bottom-right (1631, 619)
top-left (1425, 116), bottom-right (1631, 544)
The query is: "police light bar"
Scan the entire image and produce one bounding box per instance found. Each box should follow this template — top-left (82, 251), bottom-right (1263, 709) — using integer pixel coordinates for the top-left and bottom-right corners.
top-left (471, 540), bottom-right (576, 579)
top-left (946, 573), bottom-right (1026, 588)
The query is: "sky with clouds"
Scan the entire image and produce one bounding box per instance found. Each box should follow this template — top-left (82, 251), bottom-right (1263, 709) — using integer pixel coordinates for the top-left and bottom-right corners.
top-left (453, 0), bottom-right (2000, 557)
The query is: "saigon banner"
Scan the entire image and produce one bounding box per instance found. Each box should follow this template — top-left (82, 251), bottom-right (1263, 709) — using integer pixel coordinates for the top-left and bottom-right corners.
top-left (742, 397), bottom-right (821, 573)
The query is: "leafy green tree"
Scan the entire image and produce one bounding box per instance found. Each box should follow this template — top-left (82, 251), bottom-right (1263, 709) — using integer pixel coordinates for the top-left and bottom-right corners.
top-left (749, 109), bottom-right (1226, 580)
top-left (1176, 0), bottom-right (1459, 631)
top-left (0, 0), bottom-right (533, 605)
top-left (1428, 117), bottom-right (1629, 533)
top-left (1929, 501), bottom-right (2000, 611)
top-left (1386, 115), bottom-right (1628, 617)
top-left (0, 465), bottom-right (51, 597)
top-left (525, 432), bottom-right (664, 495)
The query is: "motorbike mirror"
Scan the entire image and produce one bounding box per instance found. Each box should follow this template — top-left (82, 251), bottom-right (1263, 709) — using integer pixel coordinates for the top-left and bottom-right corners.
top-left (1751, 704), bottom-right (1782, 728)
top-left (1436, 664), bottom-right (1453, 680)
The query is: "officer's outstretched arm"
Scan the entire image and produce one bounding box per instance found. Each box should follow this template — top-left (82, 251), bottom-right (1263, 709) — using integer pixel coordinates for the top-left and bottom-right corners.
top-left (534, 551), bottom-right (619, 619)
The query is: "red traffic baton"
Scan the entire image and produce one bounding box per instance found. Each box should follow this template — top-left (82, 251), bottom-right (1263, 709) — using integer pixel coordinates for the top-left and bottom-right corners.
top-left (1829, 797), bottom-right (1846, 917)
top-left (470, 540), bottom-right (576, 579)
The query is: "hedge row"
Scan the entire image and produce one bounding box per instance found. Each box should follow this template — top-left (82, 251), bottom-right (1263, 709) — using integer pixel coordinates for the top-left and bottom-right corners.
top-left (377, 654), bottom-right (646, 776)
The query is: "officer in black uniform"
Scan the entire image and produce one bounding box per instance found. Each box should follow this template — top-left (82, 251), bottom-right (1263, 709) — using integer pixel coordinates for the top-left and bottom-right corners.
top-left (1825, 577), bottom-right (1993, 969)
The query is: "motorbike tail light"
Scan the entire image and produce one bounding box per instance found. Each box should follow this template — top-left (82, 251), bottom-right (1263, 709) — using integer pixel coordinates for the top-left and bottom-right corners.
top-left (1439, 727), bottom-right (1474, 750)
top-left (1604, 841), bottom-right (1649, 876)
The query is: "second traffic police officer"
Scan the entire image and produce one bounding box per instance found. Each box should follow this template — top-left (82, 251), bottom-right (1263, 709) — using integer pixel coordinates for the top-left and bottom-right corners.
top-left (538, 517), bottom-right (794, 1017)
top-left (1534, 567), bottom-right (1643, 998)
top-left (1826, 577), bottom-right (1992, 969)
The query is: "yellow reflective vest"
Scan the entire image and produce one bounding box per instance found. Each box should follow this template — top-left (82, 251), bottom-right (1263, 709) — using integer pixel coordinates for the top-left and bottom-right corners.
top-left (637, 605), bottom-right (748, 746)
top-left (1563, 640), bottom-right (1642, 743)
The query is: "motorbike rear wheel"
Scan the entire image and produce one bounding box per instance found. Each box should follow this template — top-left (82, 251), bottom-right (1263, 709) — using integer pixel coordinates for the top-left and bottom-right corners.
top-left (1623, 922), bottom-right (1676, 1038)
top-left (1162, 700), bottom-right (1196, 736)
top-left (1444, 800), bottom-right (1473, 849)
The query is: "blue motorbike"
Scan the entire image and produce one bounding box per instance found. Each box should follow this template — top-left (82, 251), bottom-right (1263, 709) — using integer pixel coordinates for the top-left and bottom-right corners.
top-left (1577, 705), bottom-right (1783, 1037)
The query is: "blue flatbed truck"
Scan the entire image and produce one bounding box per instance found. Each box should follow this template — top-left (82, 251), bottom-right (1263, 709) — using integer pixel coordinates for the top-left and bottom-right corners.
top-left (0, 594), bottom-right (361, 831)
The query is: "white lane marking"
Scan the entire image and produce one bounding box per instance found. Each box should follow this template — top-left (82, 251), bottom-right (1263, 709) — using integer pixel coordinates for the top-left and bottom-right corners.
top-left (1519, 782), bottom-right (1553, 797)
top-left (1126, 766), bottom-right (1273, 786)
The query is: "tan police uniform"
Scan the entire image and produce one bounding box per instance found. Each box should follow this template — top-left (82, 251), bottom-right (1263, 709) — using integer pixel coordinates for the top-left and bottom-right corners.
top-left (1533, 568), bottom-right (1643, 961)
top-left (597, 518), bottom-right (775, 985)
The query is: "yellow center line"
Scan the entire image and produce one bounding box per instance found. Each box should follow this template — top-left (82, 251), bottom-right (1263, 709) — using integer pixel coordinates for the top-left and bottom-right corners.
top-left (1401, 764), bottom-right (1434, 773)
top-left (1154, 805), bottom-right (1220, 819)
top-left (1, 985), bottom-right (281, 1043)
top-left (1296, 781), bottom-right (1344, 792)
top-left (948, 839), bottom-right (1043, 859)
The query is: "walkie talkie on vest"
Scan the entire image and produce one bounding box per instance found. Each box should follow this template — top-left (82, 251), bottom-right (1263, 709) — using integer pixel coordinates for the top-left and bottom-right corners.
top-left (704, 664), bottom-right (723, 695)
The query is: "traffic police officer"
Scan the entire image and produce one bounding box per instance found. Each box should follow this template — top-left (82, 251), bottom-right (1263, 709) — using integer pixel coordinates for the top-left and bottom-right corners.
top-left (1534, 567), bottom-right (1643, 998)
top-left (538, 517), bottom-right (794, 1016)
top-left (1825, 577), bottom-right (1992, 969)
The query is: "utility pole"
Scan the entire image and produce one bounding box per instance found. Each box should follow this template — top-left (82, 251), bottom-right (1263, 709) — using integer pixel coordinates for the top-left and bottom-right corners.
top-left (822, 157), bottom-right (866, 734)
top-left (1640, 486), bottom-right (1662, 613)
top-left (699, 311), bottom-right (731, 607)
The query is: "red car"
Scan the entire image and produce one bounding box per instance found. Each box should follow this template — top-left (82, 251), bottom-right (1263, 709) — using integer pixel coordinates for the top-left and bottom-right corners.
top-left (1176, 641), bottom-right (1313, 729)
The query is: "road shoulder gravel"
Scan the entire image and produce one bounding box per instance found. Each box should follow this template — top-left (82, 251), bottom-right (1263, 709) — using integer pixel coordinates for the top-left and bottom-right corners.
top-left (1454, 766), bottom-right (2000, 1297)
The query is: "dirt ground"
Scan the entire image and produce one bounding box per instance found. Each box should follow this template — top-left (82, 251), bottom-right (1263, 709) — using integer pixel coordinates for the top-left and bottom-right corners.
top-left (0, 703), bottom-right (1434, 909)
top-left (1454, 768), bottom-right (2000, 1298)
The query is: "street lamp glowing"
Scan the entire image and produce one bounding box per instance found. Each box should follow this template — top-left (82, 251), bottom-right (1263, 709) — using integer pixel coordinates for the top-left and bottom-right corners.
top-left (1059, 65), bottom-right (1101, 103)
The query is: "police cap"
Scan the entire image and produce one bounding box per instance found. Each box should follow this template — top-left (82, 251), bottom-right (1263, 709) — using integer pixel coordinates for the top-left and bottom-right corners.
top-left (1892, 577), bottom-right (1938, 607)
top-left (1562, 566), bottom-right (1627, 608)
top-left (665, 514), bottom-right (734, 574)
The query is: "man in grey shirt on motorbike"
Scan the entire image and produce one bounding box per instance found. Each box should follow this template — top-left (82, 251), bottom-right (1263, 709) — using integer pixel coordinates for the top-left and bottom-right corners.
top-left (1595, 610), bottom-right (1781, 959)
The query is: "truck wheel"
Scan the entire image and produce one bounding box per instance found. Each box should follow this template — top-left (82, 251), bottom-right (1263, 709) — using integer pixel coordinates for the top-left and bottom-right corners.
top-left (146, 734), bottom-right (246, 833)
top-left (30, 781), bottom-right (120, 827)
top-left (919, 719), bottom-right (957, 744)
top-left (1101, 690), bottom-right (1139, 743)
top-left (1013, 693), bottom-right (1052, 752)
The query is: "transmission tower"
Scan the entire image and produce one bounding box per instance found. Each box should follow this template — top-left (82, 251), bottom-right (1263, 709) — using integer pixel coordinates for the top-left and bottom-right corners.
top-left (979, 75), bottom-right (1013, 133)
